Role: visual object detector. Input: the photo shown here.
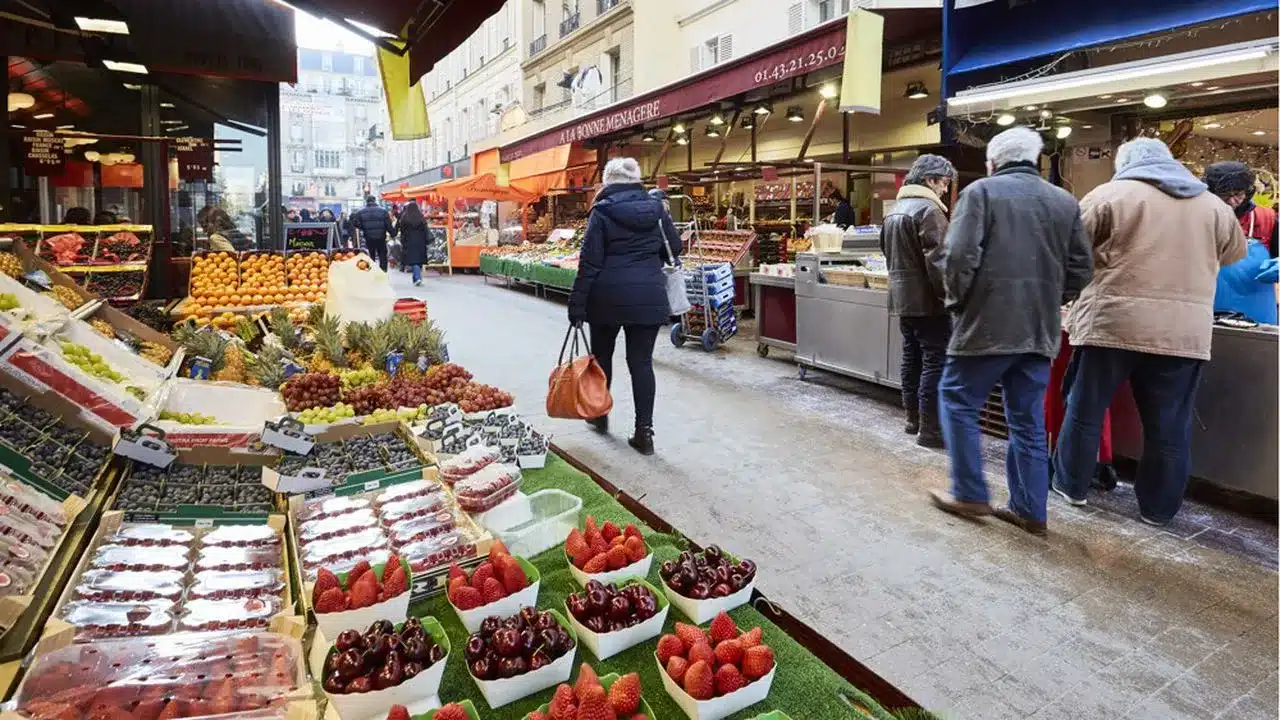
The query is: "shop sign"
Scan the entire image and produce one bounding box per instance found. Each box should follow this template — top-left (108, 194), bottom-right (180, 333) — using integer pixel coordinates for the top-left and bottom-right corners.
top-left (22, 129), bottom-right (65, 176)
top-left (285, 222), bottom-right (336, 251)
top-left (175, 137), bottom-right (215, 181)
top-left (501, 25), bottom-right (847, 161)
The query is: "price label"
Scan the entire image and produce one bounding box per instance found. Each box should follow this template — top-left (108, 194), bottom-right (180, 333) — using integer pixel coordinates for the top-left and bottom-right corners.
top-left (363, 480), bottom-right (381, 491)
top-left (194, 519), bottom-right (215, 528)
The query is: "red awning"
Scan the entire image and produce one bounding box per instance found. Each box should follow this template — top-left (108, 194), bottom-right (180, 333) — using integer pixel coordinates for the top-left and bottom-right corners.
top-left (434, 174), bottom-right (539, 203)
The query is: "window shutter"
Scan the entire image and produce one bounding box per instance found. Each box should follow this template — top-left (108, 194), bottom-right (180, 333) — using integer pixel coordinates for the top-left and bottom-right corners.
top-left (690, 45), bottom-right (701, 73)
top-left (718, 34), bottom-right (733, 63)
top-left (788, 3), bottom-right (804, 35)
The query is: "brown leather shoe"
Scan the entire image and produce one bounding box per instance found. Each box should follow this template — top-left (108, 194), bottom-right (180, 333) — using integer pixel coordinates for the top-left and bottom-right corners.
top-left (928, 490), bottom-right (992, 518)
top-left (993, 507), bottom-right (1048, 537)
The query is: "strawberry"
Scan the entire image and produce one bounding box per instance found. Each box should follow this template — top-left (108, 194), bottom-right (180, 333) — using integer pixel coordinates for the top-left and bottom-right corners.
top-left (452, 585), bottom-right (483, 610)
top-left (574, 663), bottom-right (601, 701)
top-left (383, 566), bottom-right (409, 597)
top-left (738, 626), bottom-right (763, 649)
top-left (683, 660), bottom-right (715, 700)
top-left (488, 539), bottom-right (510, 564)
top-left (606, 545), bottom-right (630, 570)
top-left (346, 560), bottom-right (372, 585)
top-left (584, 515), bottom-right (600, 535)
top-left (709, 611), bottom-right (739, 645)
top-left (665, 655), bottom-right (689, 684)
top-left (470, 561), bottom-right (495, 589)
top-left (588, 534), bottom-right (610, 558)
top-left (575, 686), bottom-right (612, 720)
top-left (623, 523), bottom-right (642, 540)
top-left (565, 528), bottom-right (589, 559)
top-left (501, 559), bottom-right (528, 594)
top-left (381, 555), bottom-right (402, 580)
top-left (448, 575), bottom-right (468, 602)
top-left (715, 664), bottom-right (745, 695)
top-left (527, 712), bottom-right (549, 720)
top-left (624, 536), bottom-right (647, 562)
top-left (572, 545), bottom-right (595, 569)
top-left (349, 573), bottom-right (379, 609)
top-left (715, 638), bottom-right (743, 666)
top-left (432, 704), bottom-right (468, 720)
top-left (583, 553), bottom-right (608, 574)
top-left (481, 576), bottom-right (507, 604)
top-left (447, 562), bottom-right (467, 583)
top-left (610, 535), bottom-right (626, 548)
top-left (207, 679), bottom-right (234, 715)
top-left (385, 705), bottom-right (410, 720)
top-left (601, 521), bottom-right (621, 542)
top-left (742, 645), bottom-right (775, 680)
top-left (313, 568), bottom-right (341, 596)
top-left (314, 587), bottom-right (346, 613)
top-left (656, 634), bottom-right (684, 665)
top-left (549, 684), bottom-right (578, 720)
top-left (674, 622), bottom-right (708, 651)
top-left (608, 672), bottom-right (641, 715)
top-left (688, 640), bottom-right (715, 668)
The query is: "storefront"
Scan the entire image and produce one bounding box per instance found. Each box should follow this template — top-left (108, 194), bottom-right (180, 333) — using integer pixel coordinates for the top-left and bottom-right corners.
top-left (943, 0), bottom-right (1279, 498)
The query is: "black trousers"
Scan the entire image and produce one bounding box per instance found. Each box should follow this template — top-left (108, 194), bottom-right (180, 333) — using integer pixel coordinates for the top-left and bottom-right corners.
top-left (364, 238), bottom-right (389, 272)
top-left (899, 315), bottom-right (951, 418)
top-left (588, 323), bottom-right (660, 428)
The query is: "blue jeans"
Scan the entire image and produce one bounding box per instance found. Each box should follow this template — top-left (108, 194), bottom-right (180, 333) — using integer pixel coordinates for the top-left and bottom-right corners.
top-left (1052, 346), bottom-right (1203, 523)
top-left (410, 265), bottom-right (422, 283)
top-left (941, 353), bottom-right (1051, 522)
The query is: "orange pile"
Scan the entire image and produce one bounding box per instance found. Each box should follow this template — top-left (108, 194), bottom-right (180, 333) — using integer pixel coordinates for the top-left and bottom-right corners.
top-left (331, 250), bottom-right (357, 262)
top-left (240, 252), bottom-right (286, 289)
top-left (287, 252), bottom-right (329, 287)
top-left (182, 251), bottom-right (328, 322)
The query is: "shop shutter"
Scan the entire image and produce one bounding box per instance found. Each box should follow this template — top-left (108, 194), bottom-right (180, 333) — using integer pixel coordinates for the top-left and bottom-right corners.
top-left (717, 34), bottom-right (733, 63)
top-left (788, 3), bottom-right (807, 35)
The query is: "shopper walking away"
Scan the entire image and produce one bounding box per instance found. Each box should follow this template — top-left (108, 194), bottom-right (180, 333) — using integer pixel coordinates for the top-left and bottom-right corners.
top-left (397, 201), bottom-right (429, 286)
top-left (1206, 162), bottom-right (1277, 324)
top-left (568, 157), bottom-right (680, 456)
top-left (931, 127), bottom-right (1093, 535)
top-left (351, 196), bottom-right (393, 272)
top-left (880, 154), bottom-right (957, 448)
top-left (1053, 139), bottom-right (1245, 525)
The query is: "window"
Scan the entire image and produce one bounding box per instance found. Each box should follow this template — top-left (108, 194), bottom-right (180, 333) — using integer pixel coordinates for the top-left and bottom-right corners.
top-left (691, 35), bottom-right (732, 72)
top-left (605, 48), bottom-right (620, 102)
top-left (323, 182), bottom-right (337, 196)
top-left (290, 150), bottom-right (306, 173)
top-left (289, 117), bottom-right (303, 142)
top-left (314, 150), bottom-right (342, 170)
top-left (322, 75), bottom-right (332, 94)
top-left (788, 2), bottom-right (810, 35)
top-left (533, 82), bottom-right (546, 110)
top-left (533, 0), bottom-right (546, 38)
top-left (321, 53), bottom-right (332, 71)
top-left (291, 181), bottom-right (306, 196)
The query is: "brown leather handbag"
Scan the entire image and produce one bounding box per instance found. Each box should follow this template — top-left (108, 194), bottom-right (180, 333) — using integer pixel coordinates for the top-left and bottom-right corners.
top-left (546, 325), bottom-right (613, 419)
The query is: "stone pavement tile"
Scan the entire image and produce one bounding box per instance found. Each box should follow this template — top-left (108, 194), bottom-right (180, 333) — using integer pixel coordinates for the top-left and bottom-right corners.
top-left (1055, 631), bottom-right (1133, 669)
top-left (866, 637), bottom-right (950, 687)
top-left (1194, 527), bottom-right (1279, 570)
top-left (1125, 685), bottom-right (1216, 719)
top-left (907, 650), bottom-right (1008, 703)
top-left (1217, 695), bottom-right (1280, 720)
top-left (989, 668), bottom-right (1065, 716)
top-left (1166, 644), bottom-right (1276, 711)
top-left (1247, 668), bottom-right (1278, 702)
top-left (969, 629), bottom-right (1064, 677)
top-left (948, 687), bottom-right (1024, 720)
top-left (1100, 647), bottom-right (1185, 704)
top-left (1144, 626), bottom-right (1230, 671)
top-left (826, 615), bottom-right (912, 660)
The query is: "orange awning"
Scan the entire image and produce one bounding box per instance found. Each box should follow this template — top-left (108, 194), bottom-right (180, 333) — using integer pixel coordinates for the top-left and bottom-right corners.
top-left (508, 143), bottom-right (597, 196)
top-left (434, 173), bottom-right (538, 203)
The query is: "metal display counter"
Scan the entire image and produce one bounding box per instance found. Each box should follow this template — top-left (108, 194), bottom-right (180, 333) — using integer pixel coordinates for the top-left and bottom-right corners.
top-left (749, 273), bottom-right (797, 356)
top-left (794, 252), bottom-right (901, 388)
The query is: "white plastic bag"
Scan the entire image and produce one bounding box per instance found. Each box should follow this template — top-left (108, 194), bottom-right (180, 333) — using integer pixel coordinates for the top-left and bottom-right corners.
top-left (324, 253), bottom-right (395, 325)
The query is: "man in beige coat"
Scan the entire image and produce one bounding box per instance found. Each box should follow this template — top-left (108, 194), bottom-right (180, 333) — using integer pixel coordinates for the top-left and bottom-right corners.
top-left (1051, 137), bottom-right (1246, 525)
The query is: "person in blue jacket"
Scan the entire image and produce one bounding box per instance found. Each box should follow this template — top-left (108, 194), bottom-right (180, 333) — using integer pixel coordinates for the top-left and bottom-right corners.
top-left (1207, 163), bottom-right (1278, 324)
top-left (568, 157), bottom-right (680, 456)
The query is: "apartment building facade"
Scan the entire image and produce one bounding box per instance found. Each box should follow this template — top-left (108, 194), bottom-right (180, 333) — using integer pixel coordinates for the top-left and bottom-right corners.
top-left (281, 47), bottom-right (388, 212)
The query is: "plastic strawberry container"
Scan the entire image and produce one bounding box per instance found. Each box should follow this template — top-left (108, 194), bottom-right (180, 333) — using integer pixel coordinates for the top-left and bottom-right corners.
top-left (399, 527), bottom-right (483, 573)
top-left (385, 510), bottom-right (458, 547)
top-left (299, 509), bottom-right (379, 544)
top-left (75, 569), bottom-right (186, 601)
top-left (298, 496), bottom-right (371, 522)
top-left (301, 527), bottom-right (390, 569)
top-left (374, 479), bottom-right (441, 507)
top-left (200, 523), bottom-right (281, 548)
top-left (91, 544), bottom-right (191, 572)
top-left (188, 568), bottom-right (285, 600)
top-left (109, 523), bottom-right (194, 546)
top-left (453, 464), bottom-right (521, 512)
top-left (194, 545), bottom-right (281, 572)
top-left (379, 492), bottom-right (447, 525)
top-left (180, 596), bottom-right (282, 631)
top-left (59, 599), bottom-right (177, 640)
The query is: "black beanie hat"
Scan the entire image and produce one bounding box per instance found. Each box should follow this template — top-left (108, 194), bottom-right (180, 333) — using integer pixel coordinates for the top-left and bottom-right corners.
top-left (1204, 161), bottom-right (1255, 197)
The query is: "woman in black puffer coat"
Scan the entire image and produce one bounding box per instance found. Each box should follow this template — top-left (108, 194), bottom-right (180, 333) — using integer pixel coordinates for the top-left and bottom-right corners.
top-left (396, 201), bottom-right (429, 286)
top-left (568, 157), bottom-right (680, 456)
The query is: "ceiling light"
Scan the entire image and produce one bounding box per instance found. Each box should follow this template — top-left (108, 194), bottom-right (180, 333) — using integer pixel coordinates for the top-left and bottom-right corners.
top-left (1190, 81), bottom-right (1205, 87)
top-left (160, 102), bottom-right (175, 108)
top-left (1202, 122), bottom-right (1223, 129)
top-left (1098, 95), bottom-right (1112, 99)
top-left (904, 82), bottom-right (928, 100)
top-left (161, 119), bottom-right (183, 125)
top-left (820, 84), bottom-right (839, 99)
top-left (1056, 126), bottom-right (1073, 139)
top-left (803, 158), bottom-right (815, 163)
top-left (32, 113), bottom-right (53, 119)
top-left (709, 113), bottom-right (725, 126)
top-left (56, 124), bottom-right (74, 130)
top-left (734, 167), bottom-right (744, 172)
top-left (704, 125), bottom-right (720, 138)
top-left (996, 113), bottom-right (1016, 126)
top-left (753, 102), bottom-right (772, 115)
top-left (1206, 86), bottom-right (1221, 91)
top-left (84, 151), bottom-right (100, 162)
top-left (10, 124), bottom-right (25, 130)
top-left (74, 16), bottom-right (129, 34)
top-left (1114, 98), bottom-right (1129, 103)
top-left (786, 106), bottom-right (804, 123)
top-left (1082, 124), bottom-right (1094, 129)
top-left (740, 116), bottom-right (755, 129)
top-left (123, 83), bottom-right (141, 90)
top-left (1143, 93), bottom-right (1168, 108)
top-left (6, 92), bottom-right (34, 112)
top-left (1039, 109), bottom-right (1053, 119)
top-left (675, 136), bottom-right (688, 146)
top-left (1252, 130), bottom-right (1267, 136)
top-left (1024, 105), bottom-right (1038, 111)
top-left (672, 122), bottom-right (686, 134)
top-left (103, 59), bottom-right (149, 74)
top-left (641, 132), bottom-right (655, 142)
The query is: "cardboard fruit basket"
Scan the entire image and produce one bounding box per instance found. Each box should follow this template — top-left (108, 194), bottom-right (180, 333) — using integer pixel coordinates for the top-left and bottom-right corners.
top-left (312, 616), bottom-right (450, 720)
top-left (567, 549), bottom-right (653, 589)
top-left (311, 558), bottom-right (413, 640)
top-left (564, 577), bottom-right (669, 661)
top-left (467, 609), bottom-right (577, 709)
top-left (449, 556), bottom-right (541, 633)
top-left (153, 377), bottom-right (288, 452)
top-left (526, 673), bottom-right (656, 719)
top-left (655, 650), bottom-right (777, 720)
top-left (660, 552), bottom-right (757, 624)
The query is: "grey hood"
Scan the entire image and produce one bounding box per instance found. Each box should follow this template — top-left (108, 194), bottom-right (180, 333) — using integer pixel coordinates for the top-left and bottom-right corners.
top-left (1114, 158), bottom-right (1207, 199)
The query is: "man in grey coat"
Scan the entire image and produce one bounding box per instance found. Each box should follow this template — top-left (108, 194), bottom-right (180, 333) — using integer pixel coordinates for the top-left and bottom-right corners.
top-left (930, 127), bottom-right (1093, 535)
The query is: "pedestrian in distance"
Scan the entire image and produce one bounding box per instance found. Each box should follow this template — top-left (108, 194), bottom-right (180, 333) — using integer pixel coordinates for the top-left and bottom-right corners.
top-left (1052, 138), bottom-right (1246, 526)
top-left (350, 196), bottom-right (394, 272)
top-left (396, 201), bottom-right (429, 287)
top-left (930, 126), bottom-right (1093, 536)
top-left (880, 153), bottom-right (957, 449)
top-left (1206, 162), bottom-right (1277, 324)
top-left (300, 208), bottom-right (313, 223)
top-left (568, 157), bottom-right (681, 456)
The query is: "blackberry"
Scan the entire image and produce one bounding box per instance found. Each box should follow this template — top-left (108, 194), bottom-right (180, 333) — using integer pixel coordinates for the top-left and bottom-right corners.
top-left (64, 454), bottom-right (102, 482)
top-left (129, 464), bottom-right (167, 484)
top-left (44, 421), bottom-right (85, 447)
top-left (0, 422), bottom-right (40, 451)
top-left (275, 455), bottom-right (311, 476)
top-left (345, 436), bottom-right (384, 472)
top-left (28, 438), bottom-right (68, 468)
top-left (76, 439), bottom-right (110, 464)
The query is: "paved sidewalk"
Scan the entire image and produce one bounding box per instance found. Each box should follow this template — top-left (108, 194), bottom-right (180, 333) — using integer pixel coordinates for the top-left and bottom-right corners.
top-left (404, 272), bottom-right (1278, 719)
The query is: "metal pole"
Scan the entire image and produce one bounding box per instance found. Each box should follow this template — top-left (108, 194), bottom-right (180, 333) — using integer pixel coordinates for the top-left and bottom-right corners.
top-left (139, 85), bottom-right (167, 233)
top-left (813, 161), bottom-right (821, 222)
top-left (0, 55), bottom-right (9, 222)
top-left (267, 84), bottom-right (284, 250)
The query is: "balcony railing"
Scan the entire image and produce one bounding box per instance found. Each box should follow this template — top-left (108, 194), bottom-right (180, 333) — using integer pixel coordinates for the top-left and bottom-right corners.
top-left (559, 12), bottom-right (580, 36)
top-left (530, 34), bottom-right (547, 56)
top-left (597, 0), bottom-right (619, 14)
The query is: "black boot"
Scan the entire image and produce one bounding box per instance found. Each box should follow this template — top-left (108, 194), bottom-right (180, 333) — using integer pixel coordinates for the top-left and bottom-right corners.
top-left (916, 412), bottom-right (945, 449)
top-left (904, 407), bottom-right (920, 435)
top-left (628, 426), bottom-right (654, 456)
top-left (1092, 463), bottom-right (1118, 491)
top-left (586, 415), bottom-right (609, 433)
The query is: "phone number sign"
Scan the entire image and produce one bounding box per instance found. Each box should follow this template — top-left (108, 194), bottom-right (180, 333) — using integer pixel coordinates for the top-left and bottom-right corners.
top-left (502, 25), bottom-right (847, 161)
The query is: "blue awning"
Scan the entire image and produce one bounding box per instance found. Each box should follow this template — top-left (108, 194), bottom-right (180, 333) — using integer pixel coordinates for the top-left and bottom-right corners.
top-left (947, 0), bottom-right (1274, 76)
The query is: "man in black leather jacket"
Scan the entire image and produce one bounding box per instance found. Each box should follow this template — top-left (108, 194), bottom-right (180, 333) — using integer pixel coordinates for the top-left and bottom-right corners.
top-left (350, 196), bottom-right (393, 271)
top-left (881, 154), bottom-right (957, 448)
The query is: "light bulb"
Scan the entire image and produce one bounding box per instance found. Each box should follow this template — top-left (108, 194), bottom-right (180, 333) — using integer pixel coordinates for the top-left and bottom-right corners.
top-left (1056, 126), bottom-right (1072, 139)
top-left (1143, 93), bottom-right (1167, 109)
top-left (996, 114), bottom-right (1016, 126)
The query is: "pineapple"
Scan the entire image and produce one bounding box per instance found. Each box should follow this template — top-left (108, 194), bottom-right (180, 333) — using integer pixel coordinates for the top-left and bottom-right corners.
top-left (344, 321), bottom-right (370, 368)
top-left (213, 343), bottom-right (247, 383)
top-left (269, 307), bottom-right (301, 352)
top-left (306, 302), bottom-right (326, 329)
top-left (309, 313), bottom-right (346, 373)
top-left (233, 317), bottom-right (258, 345)
top-left (173, 323), bottom-right (228, 373)
top-left (245, 343), bottom-right (289, 389)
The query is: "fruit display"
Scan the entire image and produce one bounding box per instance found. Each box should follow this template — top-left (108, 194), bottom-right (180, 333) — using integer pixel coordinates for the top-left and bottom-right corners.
top-left (96, 230), bottom-right (150, 264)
top-left (86, 270), bottom-right (145, 299)
top-left (14, 632), bottom-right (306, 719)
top-left (462, 608), bottom-right (575, 682)
top-left (533, 666), bottom-right (651, 720)
top-left (565, 516), bottom-right (649, 574)
top-left (88, 317), bottom-right (114, 337)
top-left (282, 371), bottom-right (342, 411)
top-left (340, 365), bottom-right (383, 390)
top-left (181, 250), bottom-right (326, 321)
top-left (445, 542), bottom-right (532, 612)
top-left (39, 231), bottom-right (91, 265)
top-left (58, 520), bottom-right (285, 639)
top-left (453, 463), bottom-right (522, 513)
top-left (140, 340), bottom-right (173, 366)
top-left (659, 545), bottom-right (757, 600)
top-left (114, 462), bottom-right (278, 515)
top-left (682, 230), bottom-right (756, 266)
top-left (0, 292), bottom-right (17, 311)
top-left (287, 250), bottom-right (329, 286)
top-left (46, 284), bottom-right (84, 310)
top-left (158, 409), bottom-right (220, 425)
top-left (0, 251), bottom-right (24, 277)
top-left (296, 401), bottom-right (357, 425)
top-left (657, 611), bottom-right (776, 702)
top-left (321, 617), bottom-right (447, 695)
top-left (0, 479), bottom-right (69, 596)
top-left (239, 251), bottom-right (286, 289)
top-left (0, 387), bottom-right (110, 497)
top-left (58, 341), bottom-right (125, 383)
top-left (311, 556), bottom-right (410, 613)
top-left (331, 250), bottom-right (358, 262)
top-left (567, 579), bottom-right (662, 634)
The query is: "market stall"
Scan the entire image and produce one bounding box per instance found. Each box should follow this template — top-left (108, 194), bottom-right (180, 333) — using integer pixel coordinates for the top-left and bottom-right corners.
top-left (432, 175), bottom-right (539, 271)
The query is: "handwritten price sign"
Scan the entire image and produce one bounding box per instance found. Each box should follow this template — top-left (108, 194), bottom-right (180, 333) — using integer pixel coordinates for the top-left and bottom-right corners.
top-left (175, 137), bottom-right (214, 181)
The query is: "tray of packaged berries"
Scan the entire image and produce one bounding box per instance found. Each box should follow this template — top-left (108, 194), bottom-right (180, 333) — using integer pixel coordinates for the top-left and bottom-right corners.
top-left (113, 459), bottom-right (281, 522)
top-left (262, 426), bottom-right (438, 494)
top-left (42, 509), bottom-right (295, 645)
top-left (286, 471), bottom-right (493, 608)
top-left (0, 385), bottom-right (115, 501)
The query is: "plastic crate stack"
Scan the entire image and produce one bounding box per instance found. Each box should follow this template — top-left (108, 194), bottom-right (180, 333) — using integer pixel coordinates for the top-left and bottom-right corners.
top-left (684, 262), bottom-right (738, 341)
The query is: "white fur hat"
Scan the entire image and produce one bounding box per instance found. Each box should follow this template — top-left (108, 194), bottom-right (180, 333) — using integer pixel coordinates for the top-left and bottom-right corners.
top-left (602, 157), bottom-right (642, 186)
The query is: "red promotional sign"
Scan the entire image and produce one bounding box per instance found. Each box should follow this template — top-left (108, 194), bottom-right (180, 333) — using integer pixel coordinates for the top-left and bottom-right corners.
top-left (175, 137), bottom-right (214, 180)
top-left (52, 160), bottom-right (95, 188)
top-left (101, 163), bottom-right (144, 188)
top-left (657, 176), bottom-right (669, 190)
top-left (761, 166), bottom-right (779, 182)
top-left (22, 130), bottom-right (66, 176)
top-left (501, 24), bottom-right (847, 161)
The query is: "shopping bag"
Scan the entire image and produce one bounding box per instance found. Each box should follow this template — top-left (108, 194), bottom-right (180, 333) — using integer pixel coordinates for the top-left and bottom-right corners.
top-left (659, 222), bottom-right (691, 316)
top-left (324, 252), bottom-right (395, 325)
top-left (546, 325), bottom-right (613, 420)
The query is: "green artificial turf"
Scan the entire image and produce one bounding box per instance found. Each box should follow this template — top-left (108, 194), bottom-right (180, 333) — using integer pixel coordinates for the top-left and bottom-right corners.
top-left (407, 453), bottom-right (912, 719)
